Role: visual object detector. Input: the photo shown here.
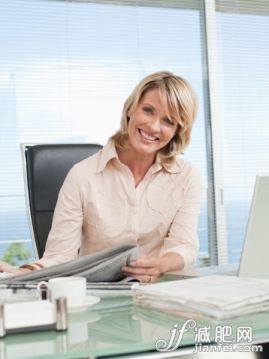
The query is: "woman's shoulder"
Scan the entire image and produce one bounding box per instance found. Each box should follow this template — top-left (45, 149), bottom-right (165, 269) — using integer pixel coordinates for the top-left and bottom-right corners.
top-left (67, 149), bottom-right (102, 181)
top-left (72, 139), bottom-right (117, 176)
top-left (169, 156), bottom-right (201, 177)
top-left (170, 157), bottom-right (202, 189)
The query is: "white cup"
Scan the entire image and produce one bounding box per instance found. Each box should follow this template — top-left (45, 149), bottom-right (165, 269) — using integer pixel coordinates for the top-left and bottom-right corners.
top-left (37, 276), bottom-right (86, 308)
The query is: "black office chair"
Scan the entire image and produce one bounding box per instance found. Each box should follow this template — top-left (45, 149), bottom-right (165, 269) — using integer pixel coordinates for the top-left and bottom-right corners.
top-left (22, 143), bottom-right (103, 259)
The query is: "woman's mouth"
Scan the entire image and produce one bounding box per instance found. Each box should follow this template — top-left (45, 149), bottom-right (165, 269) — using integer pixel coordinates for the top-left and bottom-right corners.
top-left (138, 129), bottom-right (159, 142)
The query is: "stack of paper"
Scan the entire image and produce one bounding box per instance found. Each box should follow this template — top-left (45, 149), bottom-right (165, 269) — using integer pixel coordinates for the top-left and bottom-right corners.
top-left (134, 275), bottom-right (269, 320)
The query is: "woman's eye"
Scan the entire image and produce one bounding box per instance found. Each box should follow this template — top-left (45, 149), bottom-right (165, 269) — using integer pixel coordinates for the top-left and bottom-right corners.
top-left (164, 117), bottom-right (175, 126)
top-left (143, 107), bottom-right (153, 114)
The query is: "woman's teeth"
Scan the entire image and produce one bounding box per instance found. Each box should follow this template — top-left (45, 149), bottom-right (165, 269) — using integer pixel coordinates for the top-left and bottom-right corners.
top-left (139, 129), bottom-right (158, 141)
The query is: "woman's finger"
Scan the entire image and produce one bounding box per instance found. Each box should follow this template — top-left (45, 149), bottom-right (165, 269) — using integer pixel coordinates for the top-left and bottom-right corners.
top-left (122, 265), bottom-right (160, 278)
top-left (0, 261), bottom-right (17, 273)
top-left (127, 274), bottom-right (155, 283)
top-left (122, 265), bottom-right (151, 276)
top-left (130, 257), bottom-right (159, 268)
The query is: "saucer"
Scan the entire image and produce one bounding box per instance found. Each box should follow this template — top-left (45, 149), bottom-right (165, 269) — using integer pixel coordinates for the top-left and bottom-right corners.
top-left (68, 295), bottom-right (100, 312)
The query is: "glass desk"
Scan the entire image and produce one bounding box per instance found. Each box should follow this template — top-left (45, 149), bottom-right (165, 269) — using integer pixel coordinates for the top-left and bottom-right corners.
top-left (1, 291), bottom-right (269, 359)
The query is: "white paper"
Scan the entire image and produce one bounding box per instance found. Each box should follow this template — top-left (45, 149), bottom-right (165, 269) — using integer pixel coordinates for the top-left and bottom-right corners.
top-left (4, 300), bottom-right (55, 329)
top-left (135, 275), bottom-right (269, 319)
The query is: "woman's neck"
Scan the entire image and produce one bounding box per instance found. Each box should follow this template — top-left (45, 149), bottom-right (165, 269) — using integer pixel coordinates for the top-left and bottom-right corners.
top-left (117, 148), bottom-right (156, 186)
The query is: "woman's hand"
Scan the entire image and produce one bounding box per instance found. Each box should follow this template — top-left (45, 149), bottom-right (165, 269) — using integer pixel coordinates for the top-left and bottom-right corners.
top-left (0, 260), bottom-right (19, 273)
top-left (0, 260), bottom-right (32, 275)
top-left (122, 252), bottom-right (184, 283)
top-left (122, 256), bottom-right (161, 283)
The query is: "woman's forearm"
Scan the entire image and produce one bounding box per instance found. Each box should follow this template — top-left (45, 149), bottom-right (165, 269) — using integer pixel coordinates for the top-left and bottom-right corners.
top-left (159, 252), bottom-right (185, 274)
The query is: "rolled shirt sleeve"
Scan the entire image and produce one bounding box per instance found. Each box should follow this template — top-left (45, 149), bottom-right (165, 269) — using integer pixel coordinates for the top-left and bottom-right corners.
top-left (160, 167), bottom-right (203, 266)
top-left (36, 164), bottom-right (83, 267)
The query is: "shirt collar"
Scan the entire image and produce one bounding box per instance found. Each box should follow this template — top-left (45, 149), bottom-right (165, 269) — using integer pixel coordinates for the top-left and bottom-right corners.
top-left (96, 139), bottom-right (182, 174)
top-left (96, 139), bottom-right (119, 173)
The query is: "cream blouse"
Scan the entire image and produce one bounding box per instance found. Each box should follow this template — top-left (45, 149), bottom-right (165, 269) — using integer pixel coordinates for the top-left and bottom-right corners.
top-left (37, 140), bottom-right (202, 268)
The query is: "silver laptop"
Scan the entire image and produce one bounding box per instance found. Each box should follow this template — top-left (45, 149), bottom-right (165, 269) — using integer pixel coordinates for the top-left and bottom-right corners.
top-left (238, 175), bottom-right (269, 278)
top-left (167, 175), bottom-right (269, 280)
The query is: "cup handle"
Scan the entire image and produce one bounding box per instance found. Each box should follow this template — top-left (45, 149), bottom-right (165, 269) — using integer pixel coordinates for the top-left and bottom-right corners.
top-left (37, 281), bottom-right (48, 291)
top-left (37, 281), bottom-right (48, 300)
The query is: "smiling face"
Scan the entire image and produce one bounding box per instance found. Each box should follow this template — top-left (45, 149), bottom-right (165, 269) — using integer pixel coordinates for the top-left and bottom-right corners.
top-left (127, 89), bottom-right (178, 159)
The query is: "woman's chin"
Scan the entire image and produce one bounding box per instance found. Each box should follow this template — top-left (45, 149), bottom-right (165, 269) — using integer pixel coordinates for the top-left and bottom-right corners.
top-left (131, 144), bottom-right (159, 158)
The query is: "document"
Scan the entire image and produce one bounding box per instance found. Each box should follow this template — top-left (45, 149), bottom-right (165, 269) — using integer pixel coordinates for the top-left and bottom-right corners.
top-left (134, 275), bottom-right (269, 319)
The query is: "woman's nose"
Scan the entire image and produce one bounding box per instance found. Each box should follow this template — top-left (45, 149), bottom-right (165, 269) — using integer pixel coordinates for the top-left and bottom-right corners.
top-left (148, 118), bottom-right (161, 132)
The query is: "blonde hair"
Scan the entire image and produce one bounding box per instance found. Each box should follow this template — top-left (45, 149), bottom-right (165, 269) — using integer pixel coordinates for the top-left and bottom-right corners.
top-left (111, 71), bottom-right (198, 164)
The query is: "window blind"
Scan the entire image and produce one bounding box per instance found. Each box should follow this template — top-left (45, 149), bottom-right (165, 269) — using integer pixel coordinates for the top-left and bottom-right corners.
top-left (215, 0), bottom-right (269, 263)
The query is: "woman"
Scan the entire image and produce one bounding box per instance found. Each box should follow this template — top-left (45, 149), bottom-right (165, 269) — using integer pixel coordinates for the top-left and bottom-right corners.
top-left (0, 71), bottom-right (202, 283)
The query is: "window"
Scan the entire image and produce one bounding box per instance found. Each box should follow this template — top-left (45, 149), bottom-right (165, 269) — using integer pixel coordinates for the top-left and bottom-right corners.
top-left (216, 0), bottom-right (269, 263)
top-left (0, 1), bottom-right (211, 264)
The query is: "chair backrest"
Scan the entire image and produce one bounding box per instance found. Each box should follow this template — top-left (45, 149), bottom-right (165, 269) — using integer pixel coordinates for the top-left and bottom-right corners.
top-left (22, 143), bottom-right (103, 259)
